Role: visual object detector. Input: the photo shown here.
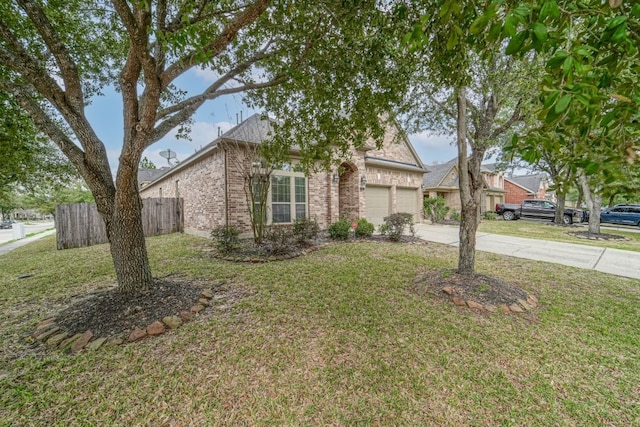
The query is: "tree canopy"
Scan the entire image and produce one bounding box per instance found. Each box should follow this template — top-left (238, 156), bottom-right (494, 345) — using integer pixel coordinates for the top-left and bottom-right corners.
top-left (0, 0), bottom-right (415, 292)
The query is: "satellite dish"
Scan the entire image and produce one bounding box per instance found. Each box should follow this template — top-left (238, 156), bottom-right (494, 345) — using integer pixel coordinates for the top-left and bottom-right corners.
top-left (159, 149), bottom-right (178, 165)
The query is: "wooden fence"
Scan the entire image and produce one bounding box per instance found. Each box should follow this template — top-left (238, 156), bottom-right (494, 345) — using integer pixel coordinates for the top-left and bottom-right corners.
top-left (55, 198), bottom-right (183, 250)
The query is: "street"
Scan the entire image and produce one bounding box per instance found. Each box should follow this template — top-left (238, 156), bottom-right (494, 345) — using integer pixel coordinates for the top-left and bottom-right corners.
top-left (0, 222), bottom-right (55, 245)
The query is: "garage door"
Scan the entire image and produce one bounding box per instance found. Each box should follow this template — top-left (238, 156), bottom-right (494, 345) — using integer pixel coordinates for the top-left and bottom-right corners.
top-left (365, 186), bottom-right (390, 225)
top-left (396, 188), bottom-right (419, 222)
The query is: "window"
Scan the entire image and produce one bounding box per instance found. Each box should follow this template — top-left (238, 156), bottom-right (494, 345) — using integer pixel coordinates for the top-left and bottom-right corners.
top-left (268, 166), bottom-right (307, 224)
top-left (271, 175), bottom-right (291, 223)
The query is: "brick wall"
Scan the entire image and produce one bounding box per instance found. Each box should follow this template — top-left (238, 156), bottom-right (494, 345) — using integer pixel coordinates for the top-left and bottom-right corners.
top-left (367, 124), bottom-right (416, 165)
top-left (140, 148), bottom-right (226, 237)
top-left (504, 181), bottom-right (533, 204)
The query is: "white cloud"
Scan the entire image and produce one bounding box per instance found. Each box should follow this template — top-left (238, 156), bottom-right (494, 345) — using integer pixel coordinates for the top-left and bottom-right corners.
top-left (409, 131), bottom-right (457, 165)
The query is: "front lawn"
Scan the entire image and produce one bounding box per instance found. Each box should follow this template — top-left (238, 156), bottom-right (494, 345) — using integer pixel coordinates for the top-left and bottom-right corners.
top-left (1, 234), bottom-right (639, 425)
top-left (479, 218), bottom-right (640, 252)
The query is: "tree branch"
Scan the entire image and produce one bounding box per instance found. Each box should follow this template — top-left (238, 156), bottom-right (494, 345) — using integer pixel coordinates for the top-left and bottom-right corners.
top-left (428, 94), bottom-right (456, 120)
top-left (490, 99), bottom-right (523, 139)
top-left (149, 74), bottom-right (287, 145)
top-left (160, 0), bottom-right (271, 88)
top-left (157, 48), bottom-right (275, 120)
top-left (17, 0), bottom-right (84, 111)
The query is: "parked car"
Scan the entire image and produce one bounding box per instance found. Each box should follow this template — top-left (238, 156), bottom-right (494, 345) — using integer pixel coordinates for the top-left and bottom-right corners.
top-left (0, 220), bottom-right (14, 229)
top-left (600, 204), bottom-right (640, 228)
top-left (495, 199), bottom-right (583, 224)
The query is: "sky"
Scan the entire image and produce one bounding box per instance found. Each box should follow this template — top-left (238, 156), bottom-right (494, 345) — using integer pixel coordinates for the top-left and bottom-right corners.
top-left (84, 68), bottom-right (459, 174)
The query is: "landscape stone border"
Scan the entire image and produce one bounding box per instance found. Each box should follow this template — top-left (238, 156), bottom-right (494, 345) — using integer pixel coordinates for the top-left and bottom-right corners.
top-left (31, 288), bottom-right (217, 353)
top-left (441, 285), bottom-right (539, 313)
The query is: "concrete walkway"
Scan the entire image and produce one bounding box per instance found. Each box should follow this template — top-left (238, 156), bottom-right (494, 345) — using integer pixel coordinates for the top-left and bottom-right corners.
top-left (414, 223), bottom-right (640, 280)
top-left (0, 229), bottom-right (56, 256)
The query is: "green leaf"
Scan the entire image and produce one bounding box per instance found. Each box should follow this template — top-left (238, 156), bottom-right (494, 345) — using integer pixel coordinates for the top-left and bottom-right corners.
top-left (554, 94), bottom-right (572, 113)
top-left (542, 90), bottom-right (560, 108)
top-left (606, 16), bottom-right (627, 30)
top-left (505, 30), bottom-right (528, 55)
top-left (600, 110), bottom-right (617, 127)
top-left (470, 14), bottom-right (490, 35)
top-left (532, 23), bottom-right (547, 42)
top-left (562, 56), bottom-right (574, 74)
top-left (540, 1), bottom-right (559, 20)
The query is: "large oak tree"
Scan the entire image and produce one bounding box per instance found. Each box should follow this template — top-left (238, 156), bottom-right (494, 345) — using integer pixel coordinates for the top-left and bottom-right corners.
top-left (0, 1), bottom-right (411, 292)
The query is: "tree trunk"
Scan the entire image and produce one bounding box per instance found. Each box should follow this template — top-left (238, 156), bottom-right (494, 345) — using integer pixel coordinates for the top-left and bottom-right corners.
top-left (456, 87), bottom-right (482, 276)
top-left (578, 173), bottom-right (602, 234)
top-left (554, 192), bottom-right (566, 224)
top-left (96, 166), bottom-right (154, 293)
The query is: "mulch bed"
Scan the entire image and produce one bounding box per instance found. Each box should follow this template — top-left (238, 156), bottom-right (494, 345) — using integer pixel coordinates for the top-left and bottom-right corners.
top-left (412, 270), bottom-right (535, 311)
top-left (55, 277), bottom-right (215, 338)
top-left (568, 231), bottom-right (629, 241)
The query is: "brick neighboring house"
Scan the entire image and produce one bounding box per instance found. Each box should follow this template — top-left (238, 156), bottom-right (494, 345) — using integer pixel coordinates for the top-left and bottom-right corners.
top-left (503, 173), bottom-right (548, 204)
top-left (422, 158), bottom-right (505, 215)
top-left (138, 114), bottom-right (427, 236)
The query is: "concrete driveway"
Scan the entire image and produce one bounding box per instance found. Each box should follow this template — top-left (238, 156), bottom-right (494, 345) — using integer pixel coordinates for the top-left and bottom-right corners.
top-left (414, 223), bottom-right (640, 280)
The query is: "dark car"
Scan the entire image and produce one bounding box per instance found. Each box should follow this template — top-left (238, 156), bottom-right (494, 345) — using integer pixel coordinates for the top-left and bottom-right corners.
top-left (0, 220), bottom-right (14, 229)
top-left (600, 205), bottom-right (640, 228)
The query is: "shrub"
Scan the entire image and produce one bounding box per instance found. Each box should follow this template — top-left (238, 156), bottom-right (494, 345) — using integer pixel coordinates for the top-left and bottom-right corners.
top-left (355, 218), bottom-right (374, 237)
top-left (328, 219), bottom-right (351, 240)
top-left (423, 196), bottom-right (450, 223)
top-left (378, 223), bottom-right (389, 235)
top-left (211, 225), bottom-right (240, 254)
top-left (293, 217), bottom-right (320, 243)
top-left (382, 212), bottom-right (415, 241)
top-left (482, 211), bottom-right (497, 220)
top-left (449, 210), bottom-right (461, 221)
top-left (264, 225), bottom-right (296, 255)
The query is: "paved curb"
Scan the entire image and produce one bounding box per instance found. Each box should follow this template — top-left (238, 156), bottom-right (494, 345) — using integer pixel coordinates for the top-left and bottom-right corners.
top-left (0, 229), bottom-right (56, 256)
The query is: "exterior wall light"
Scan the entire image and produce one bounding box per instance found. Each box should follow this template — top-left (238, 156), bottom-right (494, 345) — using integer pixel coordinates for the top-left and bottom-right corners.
top-left (332, 173), bottom-right (339, 184)
top-left (360, 175), bottom-right (367, 191)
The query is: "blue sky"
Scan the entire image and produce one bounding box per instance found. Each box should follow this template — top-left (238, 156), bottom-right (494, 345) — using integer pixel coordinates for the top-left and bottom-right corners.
top-left (84, 68), bottom-right (458, 173)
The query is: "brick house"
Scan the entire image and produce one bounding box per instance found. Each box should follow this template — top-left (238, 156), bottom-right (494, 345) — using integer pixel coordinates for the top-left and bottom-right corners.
top-left (139, 114), bottom-right (427, 236)
top-left (422, 158), bottom-right (505, 215)
top-left (503, 173), bottom-right (548, 204)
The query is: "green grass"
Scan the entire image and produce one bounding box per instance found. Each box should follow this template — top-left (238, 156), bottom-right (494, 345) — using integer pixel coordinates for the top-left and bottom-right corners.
top-left (479, 219), bottom-right (640, 252)
top-left (1, 234), bottom-right (639, 426)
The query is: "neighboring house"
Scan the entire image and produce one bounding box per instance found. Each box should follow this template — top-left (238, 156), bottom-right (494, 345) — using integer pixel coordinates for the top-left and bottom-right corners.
top-left (138, 167), bottom-right (171, 189)
top-left (422, 158), bottom-right (505, 215)
top-left (139, 114), bottom-right (427, 236)
top-left (504, 173), bottom-right (549, 204)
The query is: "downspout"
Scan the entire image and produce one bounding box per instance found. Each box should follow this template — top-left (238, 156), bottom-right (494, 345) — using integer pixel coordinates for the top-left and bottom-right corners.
top-left (224, 146), bottom-right (229, 226)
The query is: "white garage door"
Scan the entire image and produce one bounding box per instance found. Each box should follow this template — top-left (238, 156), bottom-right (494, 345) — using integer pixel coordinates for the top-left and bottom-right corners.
top-left (396, 188), bottom-right (419, 222)
top-left (365, 186), bottom-right (390, 225)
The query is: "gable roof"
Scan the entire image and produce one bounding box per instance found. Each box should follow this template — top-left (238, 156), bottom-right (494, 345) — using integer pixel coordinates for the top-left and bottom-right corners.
top-left (505, 173), bottom-right (546, 194)
top-left (141, 113), bottom-right (427, 187)
top-left (422, 160), bottom-right (458, 188)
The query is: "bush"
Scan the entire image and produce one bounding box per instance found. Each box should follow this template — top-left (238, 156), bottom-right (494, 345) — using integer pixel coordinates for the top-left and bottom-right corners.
top-left (423, 196), bottom-right (449, 223)
top-left (293, 217), bottom-right (320, 243)
top-left (382, 212), bottom-right (415, 241)
top-left (211, 225), bottom-right (240, 254)
top-left (449, 210), bottom-right (461, 221)
top-left (482, 211), bottom-right (497, 220)
top-left (328, 219), bottom-right (352, 240)
top-left (264, 225), bottom-right (296, 255)
top-left (355, 218), bottom-right (374, 237)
